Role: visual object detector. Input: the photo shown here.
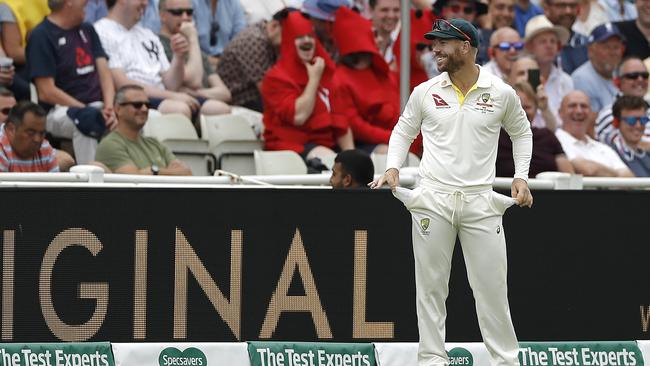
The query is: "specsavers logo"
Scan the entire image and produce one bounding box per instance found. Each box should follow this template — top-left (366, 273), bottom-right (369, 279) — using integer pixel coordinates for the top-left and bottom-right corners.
top-left (447, 347), bottom-right (473, 366)
top-left (159, 347), bottom-right (207, 366)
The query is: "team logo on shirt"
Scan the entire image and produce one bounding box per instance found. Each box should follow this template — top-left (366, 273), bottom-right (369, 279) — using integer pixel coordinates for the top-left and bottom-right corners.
top-left (475, 92), bottom-right (495, 114)
top-left (431, 94), bottom-right (450, 108)
top-left (75, 47), bottom-right (95, 75)
top-left (420, 218), bottom-right (430, 235)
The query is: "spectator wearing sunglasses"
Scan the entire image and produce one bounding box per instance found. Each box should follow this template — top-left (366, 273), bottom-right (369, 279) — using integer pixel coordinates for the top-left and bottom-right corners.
top-left (158, 0), bottom-right (232, 115)
top-left (95, 0), bottom-right (205, 121)
top-left (484, 27), bottom-right (522, 80)
top-left (95, 85), bottom-right (192, 175)
top-left (596, 57), bottom-right (650, 149)
top-left (478, 0), bottom-right (516, 65)
top-left (571, 23), bottom-right (624, 113)
top-left (555, 91), bottom-right (633, 176)
top-left (609, 95), bottom-right (650, 176)
top-left (0, 87), bottom-right (75, 172)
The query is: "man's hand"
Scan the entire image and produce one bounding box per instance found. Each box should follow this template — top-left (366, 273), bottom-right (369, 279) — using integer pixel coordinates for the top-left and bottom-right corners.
top-left (102, 106), bottom-right (117, 130)
top-left (536, 83), bottom-right (548, 112)
top-left (0, 66), bottom-right (14, 86)
top-left (511, 178), bottom-right (533, 208)
top-left (305, 56), bottom-right (325, 80)
top-left (170, 33), bottom-right (190, 56)
top-left (171, 92), bottom-right (200, 112)
top-left (179, 21), bottom-right (198, 41)
top-left (369, 168), bottom-right (399, 191)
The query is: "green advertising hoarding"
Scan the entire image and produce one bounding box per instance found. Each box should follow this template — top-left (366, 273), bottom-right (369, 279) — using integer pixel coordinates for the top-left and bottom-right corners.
top-left (248, 341), bottom-right (375, 366)
top-left (0, 343), bottom-right (113, 366)
top-left (518, 342), bottom-right (644, 366)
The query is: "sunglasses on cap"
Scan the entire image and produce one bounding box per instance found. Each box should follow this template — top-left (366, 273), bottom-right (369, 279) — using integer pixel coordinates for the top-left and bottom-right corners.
top-left (119, 101), bottom-right (151, 109)
top-left (432, 19), bottom-right (472, 42)
top-left (621, 116), bottom-right (650, 126)
top-left (621, 72), bottom-right (650, 80)
top-left (445, 4), bottom-right (476, 14)
top-left (210, 21), bottom-right (221, 47)
top-left (166, 8), bottom-right (193, 16)
top-left (495, 42), bottom-right (524, 51)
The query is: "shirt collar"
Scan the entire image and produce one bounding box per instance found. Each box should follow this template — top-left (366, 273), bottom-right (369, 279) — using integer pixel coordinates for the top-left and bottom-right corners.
top-left (439, 65), bottom-right (492, 88)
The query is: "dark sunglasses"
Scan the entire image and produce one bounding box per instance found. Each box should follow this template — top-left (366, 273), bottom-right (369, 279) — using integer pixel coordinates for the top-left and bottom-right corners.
top-left (416, 43), bottom-right (433, 51)
top-left (621, 72), bottom-right (650, 80)
top-left (210, 21), bottom-right (221, 47)
top-left (166, 8), bottom-right (193, 16)
top-left (446, 4), bottom-right (476, 14)
top-left (120, 101), bottom-right (151, 109)
top-left (621, 116), bottom-right (650, 126)
top-left (495, 41), bottom-right (524, 51)
top-left (0, 107), bottom-right (11, 115)
top-left (432, 19), bottom-right (472, 42)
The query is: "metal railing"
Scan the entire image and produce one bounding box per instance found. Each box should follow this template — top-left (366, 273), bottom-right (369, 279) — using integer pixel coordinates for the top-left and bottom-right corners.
top-left (1, 166), bottom-right (650, 190)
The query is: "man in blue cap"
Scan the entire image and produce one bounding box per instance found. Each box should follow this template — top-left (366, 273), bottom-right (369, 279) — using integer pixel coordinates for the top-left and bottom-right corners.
top-left (372, 18), bottom-right (533, 366)
top-left (571, 23), bottom-right (625, 113)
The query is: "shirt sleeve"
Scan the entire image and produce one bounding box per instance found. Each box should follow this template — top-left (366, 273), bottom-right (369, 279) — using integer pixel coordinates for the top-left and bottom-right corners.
top-left (86, 23), bottom-right (108, 60)
top-left (42, 142), bottom-right (59, 172)
top-left (261, 71), bottom-right (299, 126)
top-left (230, 0), bottom-right (247, 37)
top-left (0, 4), bottom-right (16, 23)
top-left (501, 86), bottom-right (533, 181)
top-left (334, 80), bottom-right (391, 144)
top-left (385, 83), bottom-right (424, 171)
top-left (26, 27), bottom-right (57, 80)
top-left (0, 148), bottom-right (8, 172)
top-left (94, 21), bottom-right (124, 69)
top-left (95, 137), bottom-right (136, 172)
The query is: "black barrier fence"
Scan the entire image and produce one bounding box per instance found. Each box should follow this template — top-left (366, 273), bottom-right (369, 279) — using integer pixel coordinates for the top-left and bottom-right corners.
top-left (0, 188), bottom-right (648, 343)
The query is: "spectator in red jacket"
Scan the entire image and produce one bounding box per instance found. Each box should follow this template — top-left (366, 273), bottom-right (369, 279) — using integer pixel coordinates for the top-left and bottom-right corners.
top-left (332, 7), bottom-right (399, 154)
top-left (261, 11), bottom-right (353, 159)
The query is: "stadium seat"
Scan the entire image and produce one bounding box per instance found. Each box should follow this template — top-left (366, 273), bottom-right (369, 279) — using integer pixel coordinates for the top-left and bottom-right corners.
top-left (201, 114), bottom-right (263, 175)
top-left (142, 113), bottom-right (215, 176)
top-left (318, 151), bottom-right (337, 170)
top-left (371, 152), bottom-right (421, 175)
top-left (254, 150), bottom-right (308, 175)
top-left (230, 105), bottom-right (264, 138)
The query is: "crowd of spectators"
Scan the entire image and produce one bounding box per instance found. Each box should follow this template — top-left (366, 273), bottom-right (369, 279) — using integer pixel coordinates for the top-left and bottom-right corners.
top-left (0, 0), bottom-right (649, 178)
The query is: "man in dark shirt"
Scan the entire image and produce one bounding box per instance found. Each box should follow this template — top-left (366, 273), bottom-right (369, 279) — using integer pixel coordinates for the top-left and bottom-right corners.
top-left (615, 0), bottom-right (650, 59)
top-left (497, 81), bottom-right (574, 177)
top-left (26, 0), bottom-right (115, 164)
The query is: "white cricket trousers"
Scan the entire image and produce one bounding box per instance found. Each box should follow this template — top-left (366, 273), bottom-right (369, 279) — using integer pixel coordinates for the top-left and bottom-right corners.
top-left (46, 104), bottom-right (102, 165)
top-left (394, 179), bottom-right (519, 366)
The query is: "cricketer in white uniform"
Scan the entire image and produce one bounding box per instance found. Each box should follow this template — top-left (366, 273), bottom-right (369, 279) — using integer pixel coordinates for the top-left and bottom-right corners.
top-left (371, 19), bottom-right (534, 366)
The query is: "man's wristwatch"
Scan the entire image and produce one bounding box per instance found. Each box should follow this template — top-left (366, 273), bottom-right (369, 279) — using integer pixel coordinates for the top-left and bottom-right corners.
top-left (151, 165), bottom-right (159, 175)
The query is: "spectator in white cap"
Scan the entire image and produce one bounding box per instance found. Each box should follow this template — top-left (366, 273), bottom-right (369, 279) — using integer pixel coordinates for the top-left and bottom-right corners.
top-left (571, 22), bottom-right (625, 113)
top-left (302, 0), bottom-right (352, 60)
top-left (524, 15), bottom-right (573, 125)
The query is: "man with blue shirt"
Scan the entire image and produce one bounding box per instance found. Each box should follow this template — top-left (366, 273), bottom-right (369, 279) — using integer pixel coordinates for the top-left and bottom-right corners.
top-left (571, 23), bottom-right (624, 113)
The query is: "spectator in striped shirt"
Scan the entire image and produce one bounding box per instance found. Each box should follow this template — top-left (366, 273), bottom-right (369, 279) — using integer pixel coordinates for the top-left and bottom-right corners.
top-left (0, 101), bottom-right (58, 173)
top-left (595, 57), bottom-right (650, 151)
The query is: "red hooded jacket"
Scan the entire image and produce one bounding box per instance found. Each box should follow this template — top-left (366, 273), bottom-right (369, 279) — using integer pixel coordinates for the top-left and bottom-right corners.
top-left (261, 12), bottom-right (347, 153)
top-left (331, 7), bottom-right (400, 145)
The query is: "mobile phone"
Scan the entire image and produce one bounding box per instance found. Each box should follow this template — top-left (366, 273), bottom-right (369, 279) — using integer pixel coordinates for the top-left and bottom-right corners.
top-left (528, 69), bottom-right (541, 90)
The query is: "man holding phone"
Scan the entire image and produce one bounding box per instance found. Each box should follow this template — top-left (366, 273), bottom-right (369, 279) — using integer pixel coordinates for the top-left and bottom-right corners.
top-left (371, 18), bottom-right (532, 366)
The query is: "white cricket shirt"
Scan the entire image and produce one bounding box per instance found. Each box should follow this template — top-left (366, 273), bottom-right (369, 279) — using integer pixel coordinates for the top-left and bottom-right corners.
top-left (386, 66), bottom-right (533, 187)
